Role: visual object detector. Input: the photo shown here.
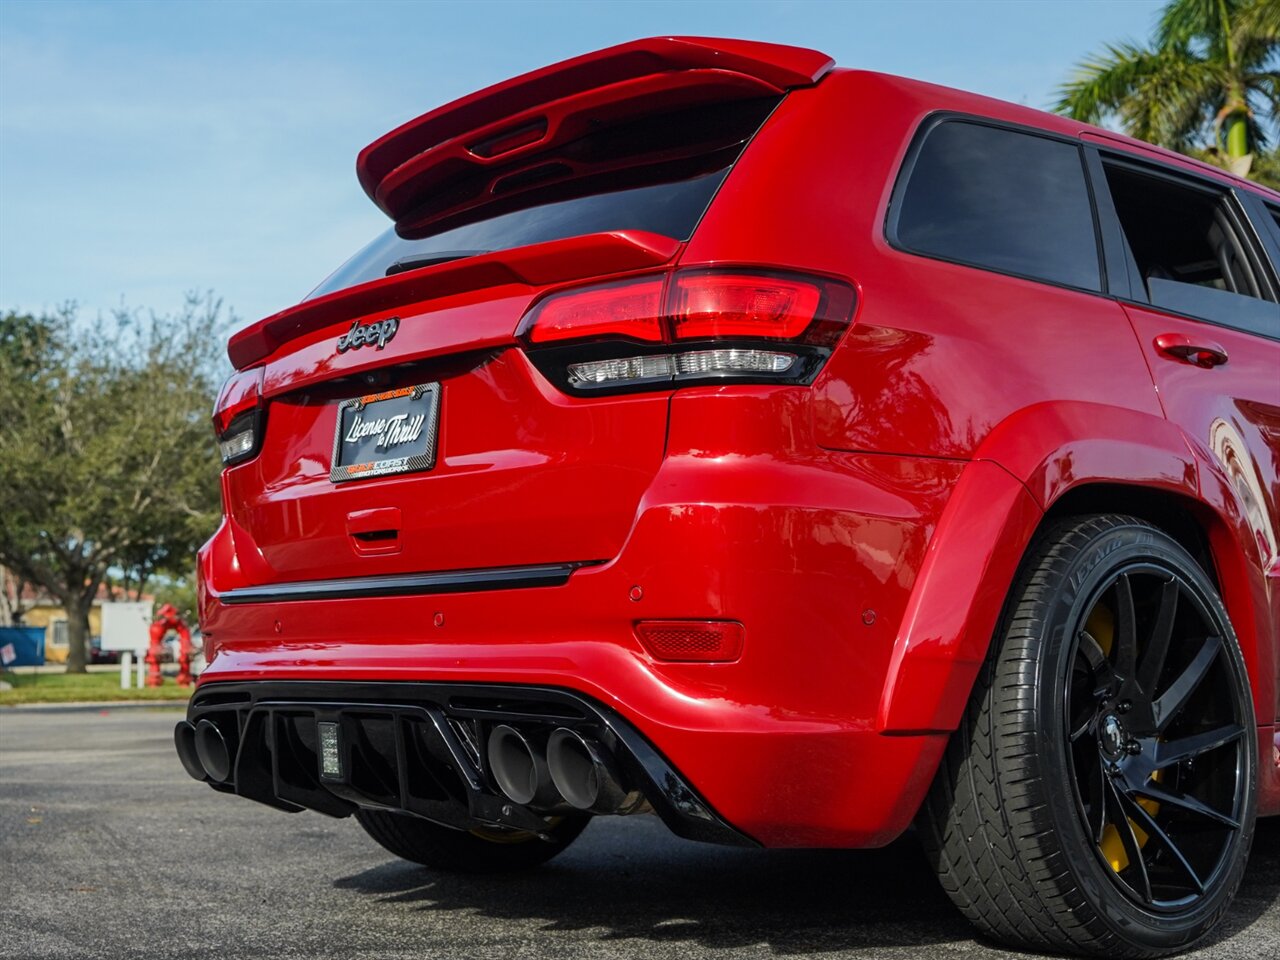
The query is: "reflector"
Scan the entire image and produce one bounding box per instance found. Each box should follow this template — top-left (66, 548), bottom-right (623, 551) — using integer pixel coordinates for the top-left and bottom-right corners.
top-left (635, 620), bottom-right (745, 662)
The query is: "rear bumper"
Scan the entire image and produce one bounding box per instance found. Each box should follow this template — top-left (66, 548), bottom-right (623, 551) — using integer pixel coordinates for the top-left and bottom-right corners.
top-left (197, 441), bottom-right (1039, 847)
top-left (180, 680), bottom-right (752, 846)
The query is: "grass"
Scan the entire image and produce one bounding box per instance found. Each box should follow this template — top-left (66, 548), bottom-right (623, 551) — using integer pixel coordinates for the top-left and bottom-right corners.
top-left (0, 669), bottom-right (193, 706)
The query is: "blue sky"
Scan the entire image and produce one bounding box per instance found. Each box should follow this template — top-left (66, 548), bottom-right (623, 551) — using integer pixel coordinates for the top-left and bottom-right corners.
top-left (0, 0), bottom-right (1166, 330)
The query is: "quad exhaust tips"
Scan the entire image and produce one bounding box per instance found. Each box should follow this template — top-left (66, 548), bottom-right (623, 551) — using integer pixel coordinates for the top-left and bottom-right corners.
top-left (174, 719), bottom-right (236, 783)
top-left (485, 724), bottom-right (634, 814)
top-left (179, 714), bottom-right (638, 814)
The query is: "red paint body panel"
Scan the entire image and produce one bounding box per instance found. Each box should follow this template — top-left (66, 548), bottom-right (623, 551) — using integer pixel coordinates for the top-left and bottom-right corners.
top-left (202, 439), bottom-right (959, 846)
top-left (200, 44), bottom-right (1280, 844)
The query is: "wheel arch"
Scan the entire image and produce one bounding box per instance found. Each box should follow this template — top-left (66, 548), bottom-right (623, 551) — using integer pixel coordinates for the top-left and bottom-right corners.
top-left (1039, 481), bottom-right (1274, 728)
top-left (877, 401), bottom-right (1275, 737)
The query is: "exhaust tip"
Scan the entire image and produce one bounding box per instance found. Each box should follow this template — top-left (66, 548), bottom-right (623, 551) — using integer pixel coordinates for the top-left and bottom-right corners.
top-left (547, 727), bottom-right (631, 812)
top-left (174, 721), bottom-right (206, 781)
top-left (546, 728), bottom-right (600, 810)
top-left (194, 719), bottom-right (233, 783)
top-left (487, 724), bottom-right (545, 806)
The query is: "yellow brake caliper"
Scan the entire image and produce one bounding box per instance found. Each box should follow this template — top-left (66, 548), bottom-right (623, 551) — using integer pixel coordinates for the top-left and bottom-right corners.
top-left (1090, 603), bottom-right (1161, 873)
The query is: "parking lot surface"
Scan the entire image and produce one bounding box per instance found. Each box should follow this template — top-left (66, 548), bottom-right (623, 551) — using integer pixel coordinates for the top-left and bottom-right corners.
top-left (1, 705), bottom-right (1276, 960)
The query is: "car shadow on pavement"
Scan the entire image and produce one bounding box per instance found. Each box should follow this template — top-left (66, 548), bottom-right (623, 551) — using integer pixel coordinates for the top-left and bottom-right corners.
top-left (335, 825), bottom-right (981, 954)
top-left (1197, 814), bottom-right (1280, 948)
top-left (334, 817), bottom-right (1280, 956)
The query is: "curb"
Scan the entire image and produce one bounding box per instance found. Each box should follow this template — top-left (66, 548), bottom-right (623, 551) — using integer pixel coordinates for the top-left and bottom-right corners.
top-left (0, 699), bottom-right (191, 712)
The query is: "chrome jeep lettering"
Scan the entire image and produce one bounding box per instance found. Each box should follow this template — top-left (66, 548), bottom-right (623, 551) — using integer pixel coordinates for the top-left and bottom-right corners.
top-left (336, 316), bottom-right (399, 353)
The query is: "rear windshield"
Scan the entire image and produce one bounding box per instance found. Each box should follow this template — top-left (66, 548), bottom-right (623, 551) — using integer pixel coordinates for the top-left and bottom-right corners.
top-left (309, 97), bottom-right (780, 299)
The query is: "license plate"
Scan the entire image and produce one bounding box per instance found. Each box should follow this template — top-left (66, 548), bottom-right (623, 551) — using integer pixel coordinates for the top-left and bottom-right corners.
top-left (330, 383), bottom-right (440, 483)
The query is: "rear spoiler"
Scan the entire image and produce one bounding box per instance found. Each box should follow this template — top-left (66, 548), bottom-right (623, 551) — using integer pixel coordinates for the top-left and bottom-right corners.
top-left (357, 36), bottom-right (834, 224)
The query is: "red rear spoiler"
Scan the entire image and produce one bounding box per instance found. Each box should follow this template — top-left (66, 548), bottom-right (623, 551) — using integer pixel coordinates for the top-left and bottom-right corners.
top-left (357, 36), bottom-right (834, 223)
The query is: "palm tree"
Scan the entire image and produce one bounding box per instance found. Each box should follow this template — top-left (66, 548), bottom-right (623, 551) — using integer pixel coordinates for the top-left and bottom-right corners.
top-left (1056, 0), bottom-right (1279, 184)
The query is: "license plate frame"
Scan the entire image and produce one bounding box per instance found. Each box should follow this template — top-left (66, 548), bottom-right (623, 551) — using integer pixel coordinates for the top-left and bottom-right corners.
top-left (329, 383), bottom-right (440, 484)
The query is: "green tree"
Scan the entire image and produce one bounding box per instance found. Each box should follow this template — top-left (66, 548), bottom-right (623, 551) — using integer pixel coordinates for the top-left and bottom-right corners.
top-left (1056, 0), bottom-right (1280, 185)
top-left (0, 296), bottom-right (228, 672)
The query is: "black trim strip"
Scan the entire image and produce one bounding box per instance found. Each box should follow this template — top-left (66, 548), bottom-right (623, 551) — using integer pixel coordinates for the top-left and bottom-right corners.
top-left (220, 562), bottom-right (589, 605)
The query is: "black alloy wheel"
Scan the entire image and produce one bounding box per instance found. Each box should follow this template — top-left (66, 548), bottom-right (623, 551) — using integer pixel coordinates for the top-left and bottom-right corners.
top-left (918, 514), bottom-right (1257, 957)
top-left (1065, 564), bottom-right (1250, 911)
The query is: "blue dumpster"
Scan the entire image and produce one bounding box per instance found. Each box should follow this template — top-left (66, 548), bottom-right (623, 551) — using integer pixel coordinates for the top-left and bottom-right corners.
top-left (0, 626), bottom-right (46, 667)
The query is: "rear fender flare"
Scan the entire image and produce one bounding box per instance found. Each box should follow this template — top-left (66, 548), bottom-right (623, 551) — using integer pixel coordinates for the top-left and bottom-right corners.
top-left (877, 402), bottom-right (1202, 734)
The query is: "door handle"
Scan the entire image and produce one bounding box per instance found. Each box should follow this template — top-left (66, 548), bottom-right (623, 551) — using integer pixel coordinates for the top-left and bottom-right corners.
top-left (346, 507), bottom-right (401, 555)
top-left (1154, 333), bottom-right (1228, 368)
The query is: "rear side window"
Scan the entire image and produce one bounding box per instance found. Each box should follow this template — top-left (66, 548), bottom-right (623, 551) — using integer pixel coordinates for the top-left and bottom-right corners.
top-left (892, 119), bottom-right (1101, 291)
top-left (1101, 161), bottom-right (1277, 334)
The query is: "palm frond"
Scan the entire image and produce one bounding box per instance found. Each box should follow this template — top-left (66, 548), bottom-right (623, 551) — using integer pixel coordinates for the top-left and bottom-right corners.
top-left (1252, 70), bottom-right (1280, 110)
top-left (1056, 42), bottom-right (1183, 122)
top-left (1124, 59), bottom-right (1225, 147)
top-left (1157, 0), bottom-right (1241, 54)
top-left (1057, 42), bottom-right (1225, 150)
top-left (1232, 0), bottom-right (1280, 46)
top-left (1243, 112), bottom-right (1272, 151)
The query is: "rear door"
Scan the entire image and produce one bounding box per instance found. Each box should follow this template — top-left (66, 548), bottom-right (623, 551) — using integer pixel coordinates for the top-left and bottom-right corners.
top-left (1089, 147), bottom-right (1280, 725)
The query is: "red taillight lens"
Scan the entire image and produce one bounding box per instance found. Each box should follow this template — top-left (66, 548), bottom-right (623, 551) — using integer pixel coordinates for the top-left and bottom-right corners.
top-left (519, 267), bottom-right (855, 393)
top-left (669, 272), bottom-right (822, 340)
top-left (635, 620), bottom-right (745, 663)
top-left (213, 368), bottom-right (264, 435)
top-left (524, 276), bottom-right (666, 344)
top-left (213, 367), bottom-right (265, 465)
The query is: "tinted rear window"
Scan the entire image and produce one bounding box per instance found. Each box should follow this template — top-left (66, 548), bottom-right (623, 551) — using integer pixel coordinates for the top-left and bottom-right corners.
top-left (310, 98), bottom-right (779, 299)
top-left (893, 120), bottom-right (1101, 291)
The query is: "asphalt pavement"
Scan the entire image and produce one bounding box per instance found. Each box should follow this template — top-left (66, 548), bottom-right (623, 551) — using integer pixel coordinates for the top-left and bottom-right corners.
top-left (1, 706), bottom-right (1276, 960)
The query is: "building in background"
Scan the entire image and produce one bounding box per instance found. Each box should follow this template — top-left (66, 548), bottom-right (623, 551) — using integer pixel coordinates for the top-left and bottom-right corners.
top-left (0, 566), bottom-right (153, 663)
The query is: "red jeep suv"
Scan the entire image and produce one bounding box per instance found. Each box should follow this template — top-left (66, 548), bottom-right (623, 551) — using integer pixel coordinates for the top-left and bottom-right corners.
top-left (177, 37), bottom-right (1280, 957)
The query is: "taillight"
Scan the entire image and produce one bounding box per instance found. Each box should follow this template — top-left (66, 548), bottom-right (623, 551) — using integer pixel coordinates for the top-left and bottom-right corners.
top-left (525, 275), bottom-right (665, 345)
top-left (669, 272), bottom-right (822, 340)
top-left (212, 367), bottom-right (265, 466)
top-left (518, 268), bottom-right (855, 393)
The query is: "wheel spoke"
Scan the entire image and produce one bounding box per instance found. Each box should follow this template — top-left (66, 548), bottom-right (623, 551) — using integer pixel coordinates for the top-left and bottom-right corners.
top-left (1112, 574), bottom-right (1138, 683)
top-left (1118, 789), bottom-right (1206, 895)
top-left (1078, 630), bottom-right (1116, 695)
top-left (1130, 782), bottom-right (1241, 830)
top-left (1136, 578), bottom-right (1178, 697)
top-left (1103, 776), bottom-right (1153, 902)
top-left (1091, 755), bottom-right (1108, 844)
top-left (1155, 723), bottom-right (1244, 767)
top-left (1154, 636), bottom-right (1222, 732)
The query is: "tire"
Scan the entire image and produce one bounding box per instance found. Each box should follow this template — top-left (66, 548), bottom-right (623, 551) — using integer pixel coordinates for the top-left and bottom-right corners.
top-left (918, 514), bottom-right (1257, 957)
top-left (355, 809), bottom-right (590, 873)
